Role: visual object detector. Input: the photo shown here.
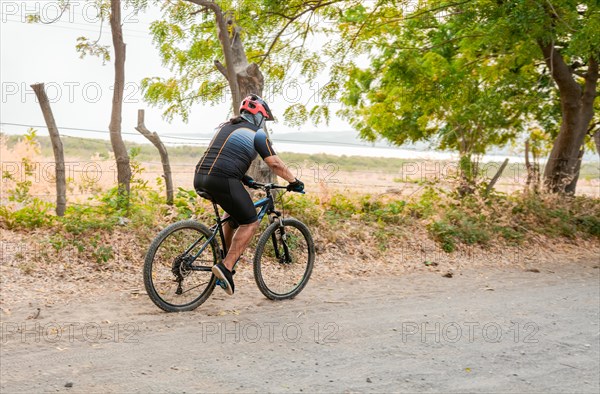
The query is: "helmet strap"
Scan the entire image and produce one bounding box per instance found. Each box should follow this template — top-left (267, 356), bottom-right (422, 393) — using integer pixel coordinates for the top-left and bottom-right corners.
top-left (241, 111), bottom-right (264, 128)
top-left (240, 112), bottom-right (254, 124)
top-left (255, 113), bottom-right (265, 128)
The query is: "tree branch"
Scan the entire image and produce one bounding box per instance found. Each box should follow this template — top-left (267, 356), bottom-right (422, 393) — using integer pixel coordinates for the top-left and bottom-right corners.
top-left (184, 0), bottom-right (241, 112)
top-left (348, 1), bottom-right (381, 50)
top-left (135, 109), bottom-right (174, 205)
top-left (258, 0), bottom-right (343, 67)
top-left (190, 6), bottom-right (209, 15)
top-left (537, 39), bottom-right (580, 95)
top-left (402, 0), bottom-right (475, 21)
top-left (214, 59), bottom-right (229, 80)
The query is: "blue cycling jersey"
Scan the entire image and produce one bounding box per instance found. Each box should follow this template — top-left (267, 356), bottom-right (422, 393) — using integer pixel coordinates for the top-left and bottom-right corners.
top-left (195, 119), bottom-right (276, 179)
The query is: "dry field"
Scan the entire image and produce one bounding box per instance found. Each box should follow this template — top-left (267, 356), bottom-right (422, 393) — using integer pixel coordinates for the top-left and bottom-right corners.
top-left (2, 135), bottom-right (598, 204)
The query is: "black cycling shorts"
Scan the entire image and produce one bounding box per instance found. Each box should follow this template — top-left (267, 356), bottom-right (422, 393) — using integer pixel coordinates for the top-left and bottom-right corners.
top-left (193, 174), bottom-right (258, 226)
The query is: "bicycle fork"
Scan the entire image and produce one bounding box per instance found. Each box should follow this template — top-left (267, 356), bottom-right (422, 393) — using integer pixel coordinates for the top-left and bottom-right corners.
top-left (271, 222), bottom-right (293, 264)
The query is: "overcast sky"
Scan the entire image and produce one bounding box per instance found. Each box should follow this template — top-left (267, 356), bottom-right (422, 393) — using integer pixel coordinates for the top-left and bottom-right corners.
top-left (0, 0), bottom-right (354, 144)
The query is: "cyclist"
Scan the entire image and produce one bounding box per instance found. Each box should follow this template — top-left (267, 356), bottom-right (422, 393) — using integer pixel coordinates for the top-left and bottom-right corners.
top-left (194, 94), bottom-right (304, 296)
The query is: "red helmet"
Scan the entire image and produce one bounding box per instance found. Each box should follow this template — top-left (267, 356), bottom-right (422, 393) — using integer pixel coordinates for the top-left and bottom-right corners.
top-left (240, 94), bottom-right (274, 121)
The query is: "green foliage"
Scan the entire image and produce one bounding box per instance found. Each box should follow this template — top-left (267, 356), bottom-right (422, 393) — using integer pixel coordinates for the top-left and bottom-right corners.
top-left (59, 203), bottom-right (118, 234)
top-left (143, 0), bottom-right (361, 121)
top-left (336, 0), bottom-right (599, 176)
top-left (326, 193), bottom-right (358, 222)
top-left (0, 198), bottom-right (55, 229)
top-left (76, 36), bottom-right (110, 64)
top-left (90, 236), bottom-right (115, 264)
top-left (510, 194), bottom-right (600, 239)
top-left (3, 129), bottom-right (40, 203)
top-left (428, 206), bottom-right (492, 253)
top-left (173, 187), bottom-right (205, 219)
top-left (407, 187), bottom-right (443, 219)
top-left (359, 195), bottom-right (406, 224)
top-left (1, 132), bottom-right (597, 260)
top-left (340, 3), bottom-right (536, 161)
top-left (281, 194), bottom-right (321, 227)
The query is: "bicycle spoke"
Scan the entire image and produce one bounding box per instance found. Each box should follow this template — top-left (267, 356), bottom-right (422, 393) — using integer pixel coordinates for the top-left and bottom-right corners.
top-left (180, 280), bottom-right (211, 295)
top-left (144, 221), bottom-right (218, 311)
top-left (255, 219), bottom-right (314, 299)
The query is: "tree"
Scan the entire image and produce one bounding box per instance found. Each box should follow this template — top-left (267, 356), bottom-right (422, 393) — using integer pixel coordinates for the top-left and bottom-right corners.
top-left (108, 0), bottom-right (133, 202)
top-left (31, 83), bottom-right (67, 216)
top-left (143, 0), bottom-right (347, 120)
top-left (142, 0), bottom-right (354, 180)
top-left (178, 0), bottom-right (272, 181)
top-left (336, 0), bottom-right (599, 194)
top-left (528, 2), bottom-right (599, 194)
top-left (31, 0), bottom-right (149, 206)
top-left (337, 2), bottom-right (537, 190)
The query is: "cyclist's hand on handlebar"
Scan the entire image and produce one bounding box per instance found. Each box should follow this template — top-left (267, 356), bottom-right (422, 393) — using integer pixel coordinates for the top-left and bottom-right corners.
top-left (241, 175), bottom-right (258, 189)
top-left (287, 178), bottom-right (305, 193)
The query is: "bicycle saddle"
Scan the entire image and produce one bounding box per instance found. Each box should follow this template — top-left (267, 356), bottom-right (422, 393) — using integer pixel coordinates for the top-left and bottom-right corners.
top-left (196, 189), bottom-right (215, 202)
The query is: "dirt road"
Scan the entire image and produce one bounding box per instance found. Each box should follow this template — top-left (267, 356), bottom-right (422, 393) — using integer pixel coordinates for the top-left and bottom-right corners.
top-left (1, 261), bottom-right (599, 393)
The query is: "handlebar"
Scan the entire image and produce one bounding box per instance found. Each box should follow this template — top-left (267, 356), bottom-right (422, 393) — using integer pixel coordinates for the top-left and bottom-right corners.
top-left (250, 182), bottom-right (305, 194)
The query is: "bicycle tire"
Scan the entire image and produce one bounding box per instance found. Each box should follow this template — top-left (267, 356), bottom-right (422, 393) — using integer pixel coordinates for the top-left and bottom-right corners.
top-left (253, 218), bottom-right (315, 300)
top-left (143, 220), bottom-right (219, 312)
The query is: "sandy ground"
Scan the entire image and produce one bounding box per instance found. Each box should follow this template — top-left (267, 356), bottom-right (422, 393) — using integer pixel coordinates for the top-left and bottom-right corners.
top-left (1, 260), bottom-right (599, 393)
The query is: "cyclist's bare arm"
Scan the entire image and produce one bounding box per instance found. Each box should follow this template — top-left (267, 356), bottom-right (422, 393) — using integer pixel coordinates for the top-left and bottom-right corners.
top-left (264, 156), bottom-right (296, 183)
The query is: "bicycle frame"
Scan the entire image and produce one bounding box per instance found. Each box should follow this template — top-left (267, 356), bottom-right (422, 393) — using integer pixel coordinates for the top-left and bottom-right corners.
top-left (187, 184), bottom-right (284, 273)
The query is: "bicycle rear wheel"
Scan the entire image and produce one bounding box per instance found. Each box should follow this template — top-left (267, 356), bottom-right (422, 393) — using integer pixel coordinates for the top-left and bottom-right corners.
top-left (143, 220), bottom-right (218, 312)
top-left (253, 218), bottom-right (315, 300)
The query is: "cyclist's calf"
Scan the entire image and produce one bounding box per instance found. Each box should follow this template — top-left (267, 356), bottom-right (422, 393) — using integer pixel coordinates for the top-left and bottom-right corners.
top-left (222, 220), bottom-right (260, 271)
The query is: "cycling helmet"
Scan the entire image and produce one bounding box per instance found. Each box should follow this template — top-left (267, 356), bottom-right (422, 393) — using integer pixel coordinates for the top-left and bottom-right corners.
top-left (240, 94), bottom-right (274, 121)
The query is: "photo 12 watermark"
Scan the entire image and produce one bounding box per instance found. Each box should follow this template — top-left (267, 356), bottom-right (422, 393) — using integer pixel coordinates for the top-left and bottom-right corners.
top-left (1, 1), bottom-right (141, 24)
top-left (2, 82), bottom-right (143, 105)
top-left (1, 80), bottom-right (340, 106)
top-left (1, 321), bottom-right (140, 344)
top-left (398, 321), bottom-right (539, 344)
top-left (198, 321), bottom-right (339, 344)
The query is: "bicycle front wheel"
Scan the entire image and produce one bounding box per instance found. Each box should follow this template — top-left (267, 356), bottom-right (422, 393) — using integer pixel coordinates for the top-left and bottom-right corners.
top-left (143, 220), bottom-right (218, 312)
top-left (253, 218), bottom-right (315, 300)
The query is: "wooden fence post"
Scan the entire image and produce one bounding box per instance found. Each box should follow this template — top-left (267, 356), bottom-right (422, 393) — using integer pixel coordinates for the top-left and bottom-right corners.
top-left (135, 110), bottom-right (174, 205)
top-left (485, 158), bottom-right (509, 196)
top-left (30, 83), bottom-right (67, 216)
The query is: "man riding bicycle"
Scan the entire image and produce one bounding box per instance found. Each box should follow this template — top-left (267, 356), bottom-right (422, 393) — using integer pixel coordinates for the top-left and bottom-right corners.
top-left (194, 94), bottom-right (304, 296)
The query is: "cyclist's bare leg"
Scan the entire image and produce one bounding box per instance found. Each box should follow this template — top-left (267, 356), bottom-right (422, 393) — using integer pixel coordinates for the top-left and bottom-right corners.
top-left (222, 214), bottom-right (235, 250)
top-left (222, 220), bottom-right (259, 271)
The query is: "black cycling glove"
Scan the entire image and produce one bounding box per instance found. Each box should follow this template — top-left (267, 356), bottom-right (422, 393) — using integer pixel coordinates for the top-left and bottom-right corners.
top-left (241, 175), bottom-right (257, 188)
top-left (287, 178), bottom-right (304, 193)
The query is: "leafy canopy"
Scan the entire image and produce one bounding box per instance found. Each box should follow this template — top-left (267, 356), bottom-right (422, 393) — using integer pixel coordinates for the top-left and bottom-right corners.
top-left (338, 0), bottom-right (599, 155)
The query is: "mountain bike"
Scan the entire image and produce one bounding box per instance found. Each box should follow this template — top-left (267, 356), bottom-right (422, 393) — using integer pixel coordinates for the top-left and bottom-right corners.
top-left (143, 182), bottom-right (315, 312)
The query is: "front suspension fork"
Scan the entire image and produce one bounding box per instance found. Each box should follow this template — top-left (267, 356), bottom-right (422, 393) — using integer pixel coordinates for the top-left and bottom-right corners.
top-left (271, 219), bottom-right (292, 264)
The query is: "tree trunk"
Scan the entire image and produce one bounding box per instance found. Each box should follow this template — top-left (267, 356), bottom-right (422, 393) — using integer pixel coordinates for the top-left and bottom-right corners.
top-left (540, 43), bottom-right (598, 194)
top-left (457, 142), bottom-right (475, 195)
top-left (236, 62), bottom-right (274, 184)
top-left (109, 0), bottom-right (132, 204)
top-left (525, 139), bottom-right (533, 189)
top-left (525, 139), bottom-right (541, 193)
top-left (30, 83), bottom-right (66, 216)
top-left (186, 1), bottom-right (241, 115)
top-left (565, 147), bottom-right (584, 194)
top-left (135, 109), bottom-right (174, 205)
top-left (222, 15), bottom-right (273, 183)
